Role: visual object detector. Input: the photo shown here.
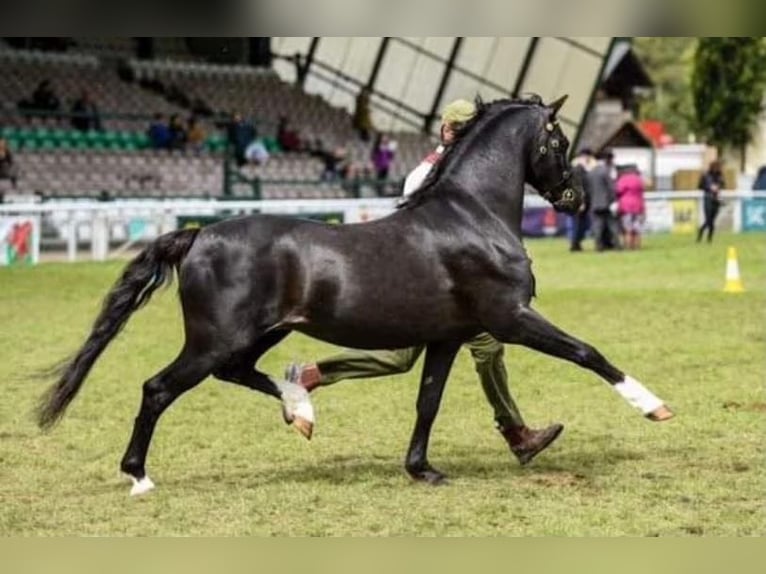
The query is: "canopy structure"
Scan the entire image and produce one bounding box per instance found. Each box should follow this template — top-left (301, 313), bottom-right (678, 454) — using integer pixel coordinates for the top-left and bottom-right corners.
top-left (272, 37), bottom-right (615, 150)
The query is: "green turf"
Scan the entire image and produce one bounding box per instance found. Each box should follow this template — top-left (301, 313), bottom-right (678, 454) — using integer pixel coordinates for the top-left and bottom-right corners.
top-left (0, 232), bottom-right (764, 536)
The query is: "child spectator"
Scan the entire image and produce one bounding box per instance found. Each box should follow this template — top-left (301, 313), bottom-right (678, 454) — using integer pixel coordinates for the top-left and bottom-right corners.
top-left (186, 116), bottom-right (207, 151)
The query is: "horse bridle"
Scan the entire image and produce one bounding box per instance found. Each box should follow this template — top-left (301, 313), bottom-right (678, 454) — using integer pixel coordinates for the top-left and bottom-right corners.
top-left (539, 169), bottom-right (576, 204)
top-left (537, 121), bottom-right (576, 205)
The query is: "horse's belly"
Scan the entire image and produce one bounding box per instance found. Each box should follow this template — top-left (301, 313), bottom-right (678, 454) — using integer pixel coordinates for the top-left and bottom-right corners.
top-left (294, 321), bottom-right (477, 350)
top-left (296, 288), bottom-right (475, 349)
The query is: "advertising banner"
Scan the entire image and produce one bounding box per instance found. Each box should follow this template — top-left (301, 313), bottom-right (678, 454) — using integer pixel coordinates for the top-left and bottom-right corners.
top-left (521, 207), bottom-right (568, 237)
top-left (741, 198), bottom-right (766, 232)
top-left (0, 216), bottom-right (40, 266)
top-left (671, 199), bottom-right (698, 234)
top-left (177, 211), bottom-right (345, 231)
top-left (643, 199), bottom-right (673, 233)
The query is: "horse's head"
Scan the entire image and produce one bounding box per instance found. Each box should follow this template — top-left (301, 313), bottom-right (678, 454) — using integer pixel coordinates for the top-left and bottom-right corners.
top-left (526, 96), bottom-right (584, 214)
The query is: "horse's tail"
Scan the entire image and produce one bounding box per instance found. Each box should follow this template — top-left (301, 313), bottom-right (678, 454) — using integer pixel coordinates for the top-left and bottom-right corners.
top-left (37, 227), bottom-right (200, 430)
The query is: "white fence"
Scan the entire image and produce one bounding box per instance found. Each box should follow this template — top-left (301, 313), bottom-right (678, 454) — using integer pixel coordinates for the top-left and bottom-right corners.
top-left (1, 191), bottom-right (765, 264)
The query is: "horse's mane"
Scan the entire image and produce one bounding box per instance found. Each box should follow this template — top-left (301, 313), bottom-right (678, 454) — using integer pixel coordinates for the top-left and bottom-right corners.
top-left (399, 94), bottom-right (546, 209)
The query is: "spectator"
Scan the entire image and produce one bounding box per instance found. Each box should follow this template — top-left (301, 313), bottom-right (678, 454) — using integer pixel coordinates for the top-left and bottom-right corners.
top-left (227, 113), bottom-right (257, 167)
top-left (586, 150), bottom-right (621, 251)
top-left (752, 165), bottom-right (766, 191)
top-left (168, 114), bottom-right (188, 150)
top-left (18, 79), bottom-right (61, 117)
top-left (277, 115), bottom-right (302, 152)
top-left (370, 133), bottom-right (397, 194)
top-left (70, 89), bottom-right (102, 132)
top-left (696, 160), bottom-right (725, 244)
top-left (316, 144), bottom-right (349, 181)
top-left (352, 87), bottom-right (374, 142)
top-left (244, 138), bottom-right (270, 165)
top-left (147, 114), bottom-right (171, 149)
top-left (616, 165), bottom-right (646, 250)
top-left (186, 116), bottom-right (207, 151)
top-left (569, 149), bottom-right (593, 252)
top-left (0, 138), bottom-right (19, 188)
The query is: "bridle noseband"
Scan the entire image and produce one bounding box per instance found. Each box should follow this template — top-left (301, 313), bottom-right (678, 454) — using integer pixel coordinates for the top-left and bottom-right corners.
top-left (539, 169), bottom-right (575, 204)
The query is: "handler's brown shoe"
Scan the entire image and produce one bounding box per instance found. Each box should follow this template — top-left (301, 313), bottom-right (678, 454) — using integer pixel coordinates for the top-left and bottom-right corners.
top-left (499, 423), bottom-right (564, 466)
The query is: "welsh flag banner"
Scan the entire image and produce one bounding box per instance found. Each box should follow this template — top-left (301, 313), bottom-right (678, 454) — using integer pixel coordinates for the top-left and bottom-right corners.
top-left (1, 216), bottom-right (40, 266)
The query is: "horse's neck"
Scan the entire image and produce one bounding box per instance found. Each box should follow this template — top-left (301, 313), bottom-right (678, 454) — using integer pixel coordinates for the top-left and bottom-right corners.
top-left (445, 121), bottom-right (530, 234)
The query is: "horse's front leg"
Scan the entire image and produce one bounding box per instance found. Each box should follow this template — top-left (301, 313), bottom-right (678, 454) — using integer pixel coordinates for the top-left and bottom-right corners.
top-left (404, 340), bottom-right (462, 485)
top-left (488, 304), bottom-right (673, 421)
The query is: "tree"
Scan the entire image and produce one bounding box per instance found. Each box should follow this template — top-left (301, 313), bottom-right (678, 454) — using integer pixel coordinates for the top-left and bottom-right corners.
top-left (633, 37), bottom-right (697, 142)
top-left (692, 37), bottom-right (766, 169)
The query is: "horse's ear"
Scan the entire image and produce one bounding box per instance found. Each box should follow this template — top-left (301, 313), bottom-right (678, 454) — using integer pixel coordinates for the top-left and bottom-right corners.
top-left (549, 94), bottom-right (568, 117)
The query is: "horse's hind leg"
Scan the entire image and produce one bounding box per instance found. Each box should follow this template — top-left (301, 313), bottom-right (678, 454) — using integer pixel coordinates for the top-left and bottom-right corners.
top-left (120, 347), bottom-right (217, 495)
top-left (489, 305), bottom-right (673, 421)
top-left (213, 330), bottom-right (315, 439)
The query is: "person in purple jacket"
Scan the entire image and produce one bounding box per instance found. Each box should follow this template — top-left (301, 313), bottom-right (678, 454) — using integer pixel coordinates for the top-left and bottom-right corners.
top-left (371, 133), bottom-right (397, 195)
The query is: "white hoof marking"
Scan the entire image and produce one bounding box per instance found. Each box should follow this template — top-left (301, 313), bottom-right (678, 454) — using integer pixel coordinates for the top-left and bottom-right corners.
top-left (614, 375), bottom-right (664, 414)
top-left (129, 475), bottom-right (155, 496)
top-left (277, 379), bottom-right (315, 426)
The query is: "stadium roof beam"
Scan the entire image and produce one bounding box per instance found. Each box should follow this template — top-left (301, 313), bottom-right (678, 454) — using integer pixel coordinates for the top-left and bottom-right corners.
top-left (366, 37), bottom-right (390, 91)
top-left (425, 37), bottom-right (463, 134)
top-left (512, 37), bottom-right (539, 98)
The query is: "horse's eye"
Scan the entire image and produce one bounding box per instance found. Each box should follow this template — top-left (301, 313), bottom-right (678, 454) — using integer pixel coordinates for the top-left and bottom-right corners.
top-left (539, 145), bottom-right (547, 155)
top-left (551, 139), bottom-right (559, 149)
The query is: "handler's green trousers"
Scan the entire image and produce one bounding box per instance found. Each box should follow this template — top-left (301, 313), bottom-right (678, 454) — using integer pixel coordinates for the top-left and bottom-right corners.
top-left (316, 333), bottom-right (525, 428)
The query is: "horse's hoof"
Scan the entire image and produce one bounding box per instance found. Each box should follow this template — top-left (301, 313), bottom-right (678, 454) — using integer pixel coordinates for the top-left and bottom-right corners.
top-left (646, 405), bottom-right (674, 422)
top-left (407, 468), bottom-right (448, 486)
top-left (278, 379), bottom-right (315, 439)
top-left (293, 416), bottom-right (313, 440)
top-left (282, 404), bottom-right (293, 425)
top-left (129, 475), bottom-right (155, 496)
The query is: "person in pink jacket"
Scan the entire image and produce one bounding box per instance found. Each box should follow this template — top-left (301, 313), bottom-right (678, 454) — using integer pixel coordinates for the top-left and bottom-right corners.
top-left (616, 165), bottom-right (646, 250)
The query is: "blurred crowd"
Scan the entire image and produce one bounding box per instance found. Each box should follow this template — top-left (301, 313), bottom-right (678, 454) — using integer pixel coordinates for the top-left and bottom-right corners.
top-left (569, 149), bottom-right (646, 252)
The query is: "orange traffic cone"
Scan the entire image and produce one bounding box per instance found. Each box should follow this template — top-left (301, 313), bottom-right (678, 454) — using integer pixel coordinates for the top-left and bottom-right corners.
top-left (723, 246), bottom-right (745, 293)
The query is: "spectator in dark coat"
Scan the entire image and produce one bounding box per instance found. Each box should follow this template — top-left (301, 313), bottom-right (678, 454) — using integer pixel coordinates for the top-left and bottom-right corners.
top-left (586, 150), bottom-right (621, 251)
top-left (18, 79), bottom-right (61, 117)
top-left (696, 160), bottom-right (726, 243)
top-left (227, 113), bottom-right (257, 166)
top-left (147, 114), bottom-right (171, 149)
top-left (0, 138), bottom-right (19, 188)
top-left (569, 149), bottom-right (592, 252)
top-left (168, 114), bottom-right (188, 150)
top-left (752, 165), bottom-right (766, 191)
top-left (70, 90), bottom-right (102, 132)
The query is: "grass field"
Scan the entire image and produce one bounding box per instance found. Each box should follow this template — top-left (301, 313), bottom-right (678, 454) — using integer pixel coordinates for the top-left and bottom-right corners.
top-left (0, 232), bottom-right (764, 536)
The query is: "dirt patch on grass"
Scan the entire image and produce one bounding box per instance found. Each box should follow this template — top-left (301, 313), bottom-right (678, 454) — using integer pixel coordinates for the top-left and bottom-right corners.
top-left (722, 401), bottom-right (766, 413)
top-left (528, 472), bottom-right (589, 488)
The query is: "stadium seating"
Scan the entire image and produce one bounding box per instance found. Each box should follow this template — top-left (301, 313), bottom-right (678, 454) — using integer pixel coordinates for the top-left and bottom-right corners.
top-left (0, 43), bottom-right (435, 199)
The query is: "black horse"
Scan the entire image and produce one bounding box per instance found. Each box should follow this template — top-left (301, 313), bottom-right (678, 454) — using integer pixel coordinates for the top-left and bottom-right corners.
top-left (38, 95), bottom-right (672, 494)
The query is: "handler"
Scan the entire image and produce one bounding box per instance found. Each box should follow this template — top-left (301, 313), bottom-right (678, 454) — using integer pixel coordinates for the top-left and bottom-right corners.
top-left (286, 99), bottom-right (563, 466)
